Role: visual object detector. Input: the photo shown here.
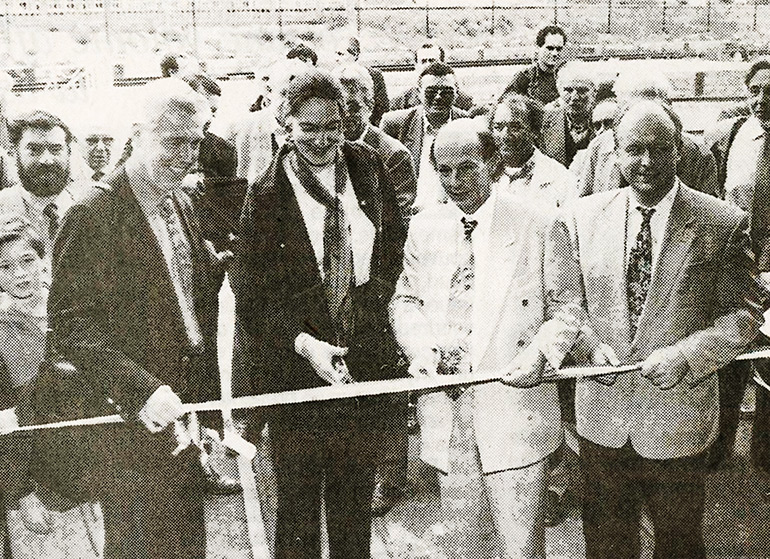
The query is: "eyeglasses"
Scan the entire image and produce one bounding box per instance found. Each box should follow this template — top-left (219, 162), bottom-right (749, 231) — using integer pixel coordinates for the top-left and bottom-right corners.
top-left (623, 143), bottom-right (676, 158)
top-left (593, 119), bottom-right (614, 132)
top-left (545, 45), bottom-right (564, 52)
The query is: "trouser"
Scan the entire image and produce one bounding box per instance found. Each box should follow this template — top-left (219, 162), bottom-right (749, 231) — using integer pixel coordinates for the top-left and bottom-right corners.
top-left (580, 437), bottom-right (706, 559)
top-left (752, 358), bottom-right (770, 475)
top-left (374, 393), bottom-right (409, 489)
top-left (270, 416), bottom-right (377, 559)
top-left (438, 388), bottom-right (548, 559)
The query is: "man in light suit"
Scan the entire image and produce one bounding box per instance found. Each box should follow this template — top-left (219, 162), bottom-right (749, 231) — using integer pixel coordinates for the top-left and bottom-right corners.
top-left (390, 118), bottom-right (583, 558)
top-left (563, 100), bottom-right (764, 559)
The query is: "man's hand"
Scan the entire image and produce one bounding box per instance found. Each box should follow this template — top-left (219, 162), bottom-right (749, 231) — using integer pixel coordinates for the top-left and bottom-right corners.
top-left (591, 343), bottom-right (620, 386)
top-left (641, 347), bottom-right (689, 390)
top-left (501, 344), bottom-right (545, 388)
top-left (295, 333), bottom-right (350, 384)
top-left (138, 385), bottom-right (185, 433)
top-left (18, 492), bottom-right (55, 534)
top-left (407, 349), bottom-right (440, 378)
top-left (0, 407), bottom-right (19, 435)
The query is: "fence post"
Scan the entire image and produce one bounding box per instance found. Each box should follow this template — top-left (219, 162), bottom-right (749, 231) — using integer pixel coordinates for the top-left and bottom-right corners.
top-left (425, 0), bottom-right (430, 37)
top-left (553, 0), bottom-right (558, 24)
top-left (491, 0), bottom-right (495, 36)
top-left (191, 0), bottom-right (198, 58)
top-left (662, 0), bottom-right (667, 34)
top-left (754, 0), bottom-right (758, 32)
top-left (706, 0), bottom-right (710, 33)
top-left (607, 0), bottom-right (612, 34)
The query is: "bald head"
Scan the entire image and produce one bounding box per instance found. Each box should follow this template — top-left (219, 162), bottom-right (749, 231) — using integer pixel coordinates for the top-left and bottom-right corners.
top-left (431, 119), bottom-right (498, 214)
top-left (615, 100), bottom-right (680, 206)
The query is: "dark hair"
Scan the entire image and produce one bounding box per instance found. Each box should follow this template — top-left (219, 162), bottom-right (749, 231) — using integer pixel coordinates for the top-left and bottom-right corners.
top-left (595, 80), bottom-right (617, 103)
top-left (429, 122), bottom-right (499, 167)
top-left (181, 73), bottom-right (221, 97)
top-left (536, 25), bottom-right (567, 47)
top-left (285, 69), bottom-right (344, 117)
top-left (0, 214), bottom-right (45, 258)
top-left (745, 58), bottom-right (770, 86)
top-left (160, 53), bottom-right (180, 78)
top-left (287, 44), bottom-right (318, 66)
top-left (613, 100), bottom-right (684, 149)
top-left (419, 62), bottom-right (455, 82)
top-left (414, 42), bottom-right (445, 62)
top-left (9, 111), bottom-right (73, 147)
top-left (495, 91), bottom-right (544, 135)
top-left (344, 36), bottom-right (361, 58)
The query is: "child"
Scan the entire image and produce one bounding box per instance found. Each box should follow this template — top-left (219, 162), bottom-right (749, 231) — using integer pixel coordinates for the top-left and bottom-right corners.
top-left (0, 214), bottom-right (101, 559)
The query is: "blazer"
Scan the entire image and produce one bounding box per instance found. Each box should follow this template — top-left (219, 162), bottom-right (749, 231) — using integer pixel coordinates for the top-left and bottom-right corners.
top-left (230, 141), bottom-right (406, 431)
top-left (573, 129), bottom-right (719, 198)
top-left (361, 125), bottom-right (417, 222)
top-left (380, 105), bottom-right (469, 177)
top-left (567, 183), bottom-right (764, 460)
top-left (37, 166), bottom-right (221, 499)
top-left (540, 105), bottom-right (594, 167)
top-left (368, 66), bottom-right (390, 127)
top-left (390, 191), bottom-right (583, 473)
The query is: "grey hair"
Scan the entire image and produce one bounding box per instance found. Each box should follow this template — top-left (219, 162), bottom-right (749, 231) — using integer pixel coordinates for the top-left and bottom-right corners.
top-left (133, 77), bottom-right (211, 131)
top-left (331, 63), bottom-right (375, 109)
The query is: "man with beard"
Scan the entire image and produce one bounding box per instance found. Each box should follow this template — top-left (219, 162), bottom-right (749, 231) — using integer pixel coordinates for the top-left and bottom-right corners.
top-left (381, 62), bottom-right (468, 214)
top-left (541, 61), bottom-right (598, 167)
top-left (0, 112), bottom-right (84, 256)
top-left (490, 92), bottom-right (576, 209)
top-left (501, 25), bottom-right (566, 106)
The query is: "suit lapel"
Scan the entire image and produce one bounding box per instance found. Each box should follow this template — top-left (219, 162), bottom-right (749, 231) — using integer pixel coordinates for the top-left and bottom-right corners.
top-left (473, 195), bottom-right (526, 369)
top-left (406, 107), bottom-right (424, 171)
top-left (633, 186), bottom-right (696, 345)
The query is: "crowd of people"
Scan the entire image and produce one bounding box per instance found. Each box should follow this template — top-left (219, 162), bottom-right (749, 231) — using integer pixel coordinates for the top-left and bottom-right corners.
top-left (0, 21), bottom-right (767, 559)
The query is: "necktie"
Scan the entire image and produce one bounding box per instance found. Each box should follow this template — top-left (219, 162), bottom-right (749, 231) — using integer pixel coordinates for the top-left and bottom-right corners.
top-left (442, 217), bottom-right (477, 399)
top-left (751, 134), bottom-right (770, 268)
top-left (42, 203), bottom-right (58, 242)
top-left (290, 149), bottom-right (355, 344)
top-left (627, 206), bottom-right (655, 339)
top-left (159, 196), bottom-right (202, 347)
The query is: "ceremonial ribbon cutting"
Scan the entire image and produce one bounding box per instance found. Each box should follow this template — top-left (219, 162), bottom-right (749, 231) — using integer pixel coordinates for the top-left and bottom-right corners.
top-left (13, 345), bottom-right (770, 436)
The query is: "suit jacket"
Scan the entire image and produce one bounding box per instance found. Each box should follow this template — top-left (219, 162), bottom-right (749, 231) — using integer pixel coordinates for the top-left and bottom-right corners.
top-left (37, 166), bottom-right (221, 499)
top-left (567, 183), bottom-right (764, 460)
top-left (541, 105), bottom-right (594, 167)
top-left (231, 141), bottom-right (406, 434)
top-left (390, 191), bottom-right (583, 473)
top-left (361, 125), bottom-right (416, 222)
top-left (368, 66), bottom-right (390, 127)
top-left (389, 86), bottom-right (474, 112)
top-left (573, 129), bottom-right (719, 198)
top-left (380, 105), bottom-right (469, 177)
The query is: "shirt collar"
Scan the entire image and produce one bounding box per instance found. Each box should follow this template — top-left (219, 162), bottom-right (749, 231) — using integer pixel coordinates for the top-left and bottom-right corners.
top-left (423, 111), bottom-right (452, 136)
top-left (630, 178), bottom-right (679, 214)
top-left (20, 182), bottom-right (77, 213)
top-left (125, 155), bottom-right (172, 216)
top-left (746, 115), bottom-right (767, 141)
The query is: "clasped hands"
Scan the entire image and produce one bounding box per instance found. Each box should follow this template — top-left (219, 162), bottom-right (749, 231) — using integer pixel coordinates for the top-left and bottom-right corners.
top-left (590, 343), bottom-right (688, 389)
top-left (295, 333), bottom-right (354, 384)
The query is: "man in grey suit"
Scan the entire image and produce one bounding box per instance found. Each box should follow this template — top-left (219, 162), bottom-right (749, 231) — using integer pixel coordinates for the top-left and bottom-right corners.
top-left (562, 100), bottom-right (765, 559)
top-left (381, 62), bottom-right (468, 214)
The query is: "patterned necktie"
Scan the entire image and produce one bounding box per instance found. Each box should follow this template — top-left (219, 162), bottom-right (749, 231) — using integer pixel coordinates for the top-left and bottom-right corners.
top-left (443, 217), bottom-right (477, 399)
top-left (627, 206), bottom-right (655, 339)
top-left (42, 202), bottom-right (58, 242)
top-left (290, 149), bottom-right (355, 344)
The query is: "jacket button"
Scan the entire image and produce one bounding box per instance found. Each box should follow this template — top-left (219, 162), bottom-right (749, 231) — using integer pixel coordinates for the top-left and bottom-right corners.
top-left (522, 299), bottom-right (528, 306)
top-left (517, 340), bottom-right (525, 347)
top-left (181, 355), bottom-right (190, 364)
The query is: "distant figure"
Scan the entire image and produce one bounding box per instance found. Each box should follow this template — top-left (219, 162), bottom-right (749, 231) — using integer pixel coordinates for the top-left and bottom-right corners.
top-left (389, 41), bottom-right (474, 112)
top-left (591, 97), bottom-right (618, 135)
top-left (501, 25), bottom-right (567, 106)
top-left (334, 36), bottom-right (390, 126)
top-left (81, 124), bottom-right (114, 182)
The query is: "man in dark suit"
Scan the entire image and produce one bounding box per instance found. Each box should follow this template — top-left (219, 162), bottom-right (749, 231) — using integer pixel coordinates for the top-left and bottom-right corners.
top-left (561, 100), bottom-right (764, 559)
top-left (335, 37), bottom-right (390, 127)
top-left (381, 62), bottom-right (468, 213)
top-left (389, 42), bottom-right (474, 112)
top-left (231, 69), bottom-right (406, 559)
top-left (42, 78), bottom-right (222, 559)
top-left (541, 61), bottom-right (597, 167)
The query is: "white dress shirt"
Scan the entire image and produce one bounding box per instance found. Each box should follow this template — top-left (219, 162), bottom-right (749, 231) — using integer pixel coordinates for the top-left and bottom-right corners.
top-left (126, 158), bottom-right (203, 348)
top-left (414, 117), bottom-right (449, 213)
top-left (724, 116), bottom-right (765, 209)
top-left (495, 148), bottom-right (577, 210)
top-left (625, 180), bottom-right (679, 277)
top-left (283, 154), bottom-right (375, 286)
top-left (446, 187), bottom-right (497, 365)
